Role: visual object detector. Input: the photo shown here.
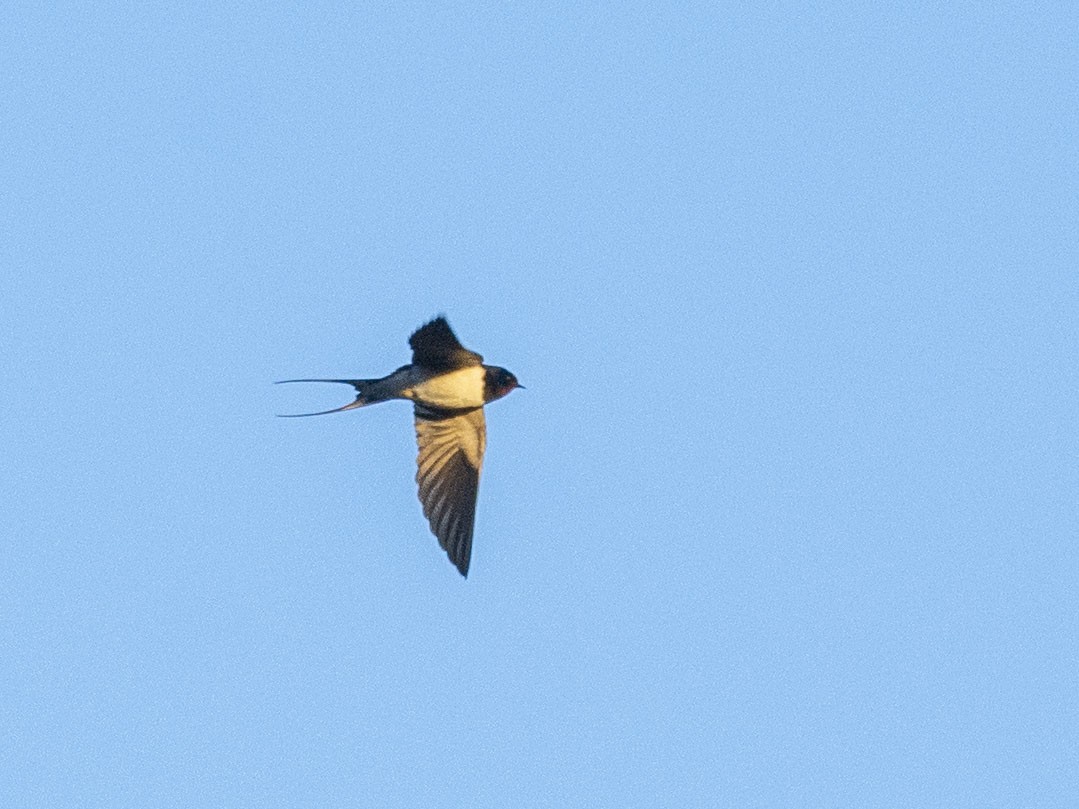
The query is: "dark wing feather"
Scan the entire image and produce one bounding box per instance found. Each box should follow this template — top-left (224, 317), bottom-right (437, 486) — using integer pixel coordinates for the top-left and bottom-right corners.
top-left (409, 316), bottom-right (483, 371)
top-left (414, 405), bottom-right (486, 577)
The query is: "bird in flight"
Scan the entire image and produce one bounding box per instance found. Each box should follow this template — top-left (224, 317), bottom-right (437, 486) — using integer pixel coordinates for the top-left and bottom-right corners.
top-left (278, 316), bottom-right (521, 577)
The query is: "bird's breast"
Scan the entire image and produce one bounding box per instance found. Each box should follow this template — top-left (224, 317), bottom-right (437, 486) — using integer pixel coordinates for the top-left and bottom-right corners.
top-left (407, 366), bottom-right (487, 410)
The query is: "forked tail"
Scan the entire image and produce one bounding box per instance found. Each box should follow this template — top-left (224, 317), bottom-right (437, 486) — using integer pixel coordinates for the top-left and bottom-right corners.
top-left (274, 378), bottom-right (382, 417)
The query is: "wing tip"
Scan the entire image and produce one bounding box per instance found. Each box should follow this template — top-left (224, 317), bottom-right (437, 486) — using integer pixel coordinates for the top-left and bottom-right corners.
top-left (451, 538), bottom-right (473, 578)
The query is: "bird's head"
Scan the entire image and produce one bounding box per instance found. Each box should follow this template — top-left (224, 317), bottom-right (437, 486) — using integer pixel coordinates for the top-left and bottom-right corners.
top-left (484, 366), bottom-right (523, 402)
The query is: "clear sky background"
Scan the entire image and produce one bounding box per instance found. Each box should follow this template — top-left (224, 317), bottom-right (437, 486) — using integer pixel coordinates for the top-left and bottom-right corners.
top-left (2, 3), bottom-right (1076, 807)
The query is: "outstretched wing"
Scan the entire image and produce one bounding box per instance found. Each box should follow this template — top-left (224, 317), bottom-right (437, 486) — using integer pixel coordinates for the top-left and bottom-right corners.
top-left (409, 316), bottom-right (483, 371)
top-left (414, 405), bottom-right (486, 577)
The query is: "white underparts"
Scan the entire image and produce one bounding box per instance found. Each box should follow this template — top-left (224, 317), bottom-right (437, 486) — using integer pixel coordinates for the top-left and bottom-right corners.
top-left (401, 366), bottom-right (487, 410)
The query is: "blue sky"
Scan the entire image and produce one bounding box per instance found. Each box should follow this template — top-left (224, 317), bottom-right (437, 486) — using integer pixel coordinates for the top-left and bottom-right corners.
top-left (2, 2), bottom-right (1076, 807)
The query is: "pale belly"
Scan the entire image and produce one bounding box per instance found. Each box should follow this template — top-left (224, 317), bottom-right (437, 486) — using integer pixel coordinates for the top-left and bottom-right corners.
top-left (405, 366), bottom-right (486, 410)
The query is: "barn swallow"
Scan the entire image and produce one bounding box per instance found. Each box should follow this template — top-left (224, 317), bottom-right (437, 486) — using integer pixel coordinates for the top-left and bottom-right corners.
top-left (277, 316), bottom-right (521, 577)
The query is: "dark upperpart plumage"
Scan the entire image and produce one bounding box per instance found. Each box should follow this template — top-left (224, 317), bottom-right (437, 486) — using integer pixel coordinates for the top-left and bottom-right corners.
top-left (409, 316), bottom-right (484, 371)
